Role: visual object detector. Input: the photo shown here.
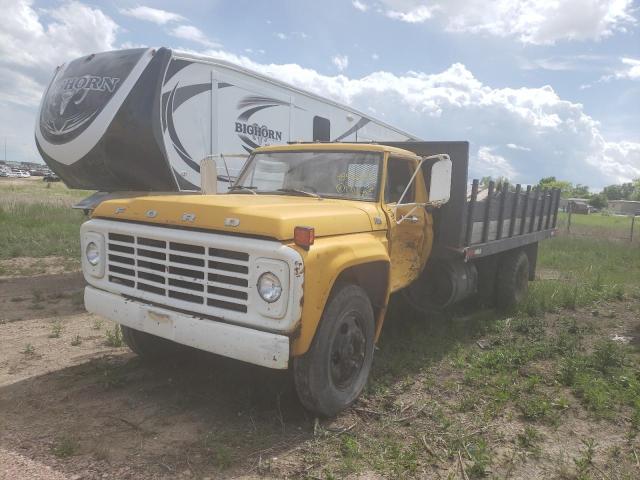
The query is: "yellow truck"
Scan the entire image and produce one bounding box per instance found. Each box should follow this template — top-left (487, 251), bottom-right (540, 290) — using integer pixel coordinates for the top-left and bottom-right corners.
top-left (78, 141), bottom-right (560, 415)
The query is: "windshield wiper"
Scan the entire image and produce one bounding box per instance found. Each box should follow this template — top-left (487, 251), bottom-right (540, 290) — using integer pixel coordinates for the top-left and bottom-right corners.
top-left (228, 185), bottom-right (258, 195)
top-left (275, 188), bottom-right (319, 198)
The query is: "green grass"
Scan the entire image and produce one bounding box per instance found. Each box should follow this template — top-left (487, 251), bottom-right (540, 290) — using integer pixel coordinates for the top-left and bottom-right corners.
top-left (517, 235), bottom-right (640, 317)
top-left (557, 211), bottom-right (638, 241)
top-left (0, 202), bottom-right (86, 259)
top-left (0, 180), bottom-right (90, 261)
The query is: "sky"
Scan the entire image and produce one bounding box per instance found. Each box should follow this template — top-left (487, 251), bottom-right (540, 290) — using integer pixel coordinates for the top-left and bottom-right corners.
top-left (1, 0), bottom-right (639, 190)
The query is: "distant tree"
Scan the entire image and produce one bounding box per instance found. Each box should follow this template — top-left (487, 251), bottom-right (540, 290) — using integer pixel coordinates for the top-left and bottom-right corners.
top-left (480, 176), bottom-right (510, 188)
top-left (603, 182), bottom-right (635, 200)
top-left (588, 194), bottom-right (608, 209)
top-left (538, 176), bottom-right (573, 197)
top-left (571, 184), bottom-right (591, 198)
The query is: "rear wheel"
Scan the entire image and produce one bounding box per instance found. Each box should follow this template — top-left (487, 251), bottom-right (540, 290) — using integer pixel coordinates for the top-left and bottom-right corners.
top-left (293, 284), bottom-right (375, 417)
top-left (496, 251), bottom-right (529, 310)
top-left (120, 325), bottom-right (180, 359)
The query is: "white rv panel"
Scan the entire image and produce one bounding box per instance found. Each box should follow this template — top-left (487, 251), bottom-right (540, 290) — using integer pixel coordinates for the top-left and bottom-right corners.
top-left (36, 47), bottom-right (419, 192)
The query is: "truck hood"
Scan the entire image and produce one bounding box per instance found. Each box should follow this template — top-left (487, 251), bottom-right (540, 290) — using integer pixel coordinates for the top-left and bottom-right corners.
top-left (92, 193), bottom-right (381, 240)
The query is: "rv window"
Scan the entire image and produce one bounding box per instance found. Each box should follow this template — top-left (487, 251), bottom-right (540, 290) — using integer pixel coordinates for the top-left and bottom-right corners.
top-left (313, 116), bottom-right (331, 142)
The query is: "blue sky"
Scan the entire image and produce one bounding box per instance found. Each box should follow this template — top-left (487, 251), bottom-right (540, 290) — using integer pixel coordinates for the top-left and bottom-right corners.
top-left (1, 0), bottom-right (639, 189)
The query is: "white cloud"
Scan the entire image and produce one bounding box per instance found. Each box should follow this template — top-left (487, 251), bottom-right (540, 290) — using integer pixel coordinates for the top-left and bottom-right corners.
top-left (332, 54), bottom-right (349, 71)
top-left (372, 53), bottom-right (379, 60)
top-left (386, 5), bottom-right (435, 23)
top-left (352, 0), bottom-right (369, 12)
top-left (518, 54), bottom-right (608, 72)
top-left (170, 25), bottom-right (220, 48)
top-left (614, 57), bottom-right (640, 80)
top-left (476, 147), bottom-right (517, 180)
top-left (587, 57), bottom-right (640, 87)
top-left (119, 6), bottom-right (185, 25)
top-left (378, 0), bottom-right (636, 44)
top-left (506, 143), bottom-right (531, 151)
top-left (0, 0), bottom-right (117, 69)
top-left (0, 67), bottom-right (43, 107)
top-left (275, 32), bottom-right (287, 40)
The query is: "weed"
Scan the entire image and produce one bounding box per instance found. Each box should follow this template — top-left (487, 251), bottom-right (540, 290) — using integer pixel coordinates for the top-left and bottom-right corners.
top-left (517, 393), bottom-right (554, 423)
top-left (340, 435), bottom-right (360, 458)
top-left (49, 321), bottom-right (63, 338)
top-left (92, 319), bottom-right (104, 330)
top-left (466, 438), bottom-right (491, 478)
top-left (573, 438), bottom-right (597, 477)
top-left (51, 435), bottom-right (78, 458)
top-left (105, 326), bottom-right (124, 347)
top-left (591, 340), bottom-right (625, 373)
top-left (22, 343), bottom-right (35, 355)
top-left (517, 425), bottom-right (542, 454)
top-left (71, 335), bottom-right (82, 346)
top-left (32, 289), bottom-right (43, 302)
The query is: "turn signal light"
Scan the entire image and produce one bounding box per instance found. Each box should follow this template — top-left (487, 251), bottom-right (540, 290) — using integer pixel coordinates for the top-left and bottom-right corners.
top-left (294, 226), bottom-right (315, 249)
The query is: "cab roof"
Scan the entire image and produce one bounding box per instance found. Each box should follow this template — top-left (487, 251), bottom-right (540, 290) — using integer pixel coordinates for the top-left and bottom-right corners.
top-left (254, 142), bottom-right (420, 159)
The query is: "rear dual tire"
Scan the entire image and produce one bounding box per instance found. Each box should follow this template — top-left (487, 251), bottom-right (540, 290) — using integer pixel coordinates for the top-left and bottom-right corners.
top-left (495, 250), bottom-right (530, 310)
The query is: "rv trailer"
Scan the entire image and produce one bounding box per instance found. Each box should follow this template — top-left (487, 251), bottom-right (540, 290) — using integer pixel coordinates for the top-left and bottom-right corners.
top-left (35, 47), bottom-right (417, 192)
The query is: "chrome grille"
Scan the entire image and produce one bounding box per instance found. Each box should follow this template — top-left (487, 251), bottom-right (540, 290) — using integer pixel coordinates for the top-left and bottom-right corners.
top-left (106, 232), bottom-right (249, 313)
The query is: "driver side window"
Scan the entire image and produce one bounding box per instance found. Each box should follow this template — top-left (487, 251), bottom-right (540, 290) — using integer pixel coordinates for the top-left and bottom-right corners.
top-left (385, 158), bottom-right (415, 204)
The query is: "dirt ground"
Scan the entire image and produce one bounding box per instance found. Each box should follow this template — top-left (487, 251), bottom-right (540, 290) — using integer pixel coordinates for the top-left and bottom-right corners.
top-left (1, 271), bottom-right (639, 479)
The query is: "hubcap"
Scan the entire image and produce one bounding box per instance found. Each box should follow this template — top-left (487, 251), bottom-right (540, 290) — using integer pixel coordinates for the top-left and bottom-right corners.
top-left (329, 312), bottom-right (366, 390)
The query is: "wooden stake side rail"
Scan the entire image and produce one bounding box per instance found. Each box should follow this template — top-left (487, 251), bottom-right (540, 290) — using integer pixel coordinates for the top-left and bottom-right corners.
top-left (459, 183), bottom-right (561, 260)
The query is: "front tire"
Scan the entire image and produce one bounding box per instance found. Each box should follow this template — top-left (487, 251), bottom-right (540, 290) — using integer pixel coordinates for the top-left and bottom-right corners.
top-left (293, 284), bottom-right (375, 417)
top-left (121, 325), bottom-right (180, 359)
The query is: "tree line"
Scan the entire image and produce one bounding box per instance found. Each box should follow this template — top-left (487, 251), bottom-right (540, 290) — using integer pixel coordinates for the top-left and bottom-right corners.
top-left (480, 176), bottom-right (640, 210)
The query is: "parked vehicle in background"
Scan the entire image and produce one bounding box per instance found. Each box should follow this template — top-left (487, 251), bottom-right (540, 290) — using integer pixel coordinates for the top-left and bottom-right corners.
top-left (43, 173), bottom-right (61, 182)
top-left (35, 47), bottom-right (416, 193)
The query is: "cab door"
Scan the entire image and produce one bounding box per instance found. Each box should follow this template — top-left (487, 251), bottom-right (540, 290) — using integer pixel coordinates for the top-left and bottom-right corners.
top-left (383, 156), bottom-right (427, 292)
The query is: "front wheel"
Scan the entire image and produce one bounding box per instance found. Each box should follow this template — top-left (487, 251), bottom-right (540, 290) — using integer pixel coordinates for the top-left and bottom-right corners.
top-left (293, 284), bottom-right (375, 417)
top-left (120, 325), bottom-right (180, 359)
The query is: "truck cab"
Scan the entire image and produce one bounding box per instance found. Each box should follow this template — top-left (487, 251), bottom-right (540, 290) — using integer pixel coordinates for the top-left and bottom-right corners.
top-left (81, 143), bottom-right (452, 415)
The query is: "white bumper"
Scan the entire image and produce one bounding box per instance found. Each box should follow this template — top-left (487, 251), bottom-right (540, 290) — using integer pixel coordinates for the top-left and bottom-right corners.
top-left (85, 286), bottom-right (290, 369)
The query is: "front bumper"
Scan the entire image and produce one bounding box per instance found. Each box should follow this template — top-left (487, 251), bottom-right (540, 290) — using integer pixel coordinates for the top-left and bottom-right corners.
top-left (85, 286), bottom-right (290, 369)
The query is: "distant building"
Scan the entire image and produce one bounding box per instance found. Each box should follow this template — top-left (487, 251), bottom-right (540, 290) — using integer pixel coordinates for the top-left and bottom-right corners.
top-left (559, 197), bottom-right (592, 214)
top-left (608, 200), bottom-right (640, 216)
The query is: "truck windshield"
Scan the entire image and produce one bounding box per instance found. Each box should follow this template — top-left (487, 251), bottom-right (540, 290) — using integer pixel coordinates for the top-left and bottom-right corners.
top-left (234, 151), bottom-right (382, 201)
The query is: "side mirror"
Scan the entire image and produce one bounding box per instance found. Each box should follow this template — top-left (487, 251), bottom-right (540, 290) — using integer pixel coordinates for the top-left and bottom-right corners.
top-left (428, 157), bottom-right (452, 206)
top-left (200, 156), bottom-right (217, 195)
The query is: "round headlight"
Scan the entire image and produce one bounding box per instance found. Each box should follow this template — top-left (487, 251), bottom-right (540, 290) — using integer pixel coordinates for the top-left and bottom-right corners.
top-left (257, 272), bottom-right (282, 303)
top-left (86, 241), bottom-right (100, 266)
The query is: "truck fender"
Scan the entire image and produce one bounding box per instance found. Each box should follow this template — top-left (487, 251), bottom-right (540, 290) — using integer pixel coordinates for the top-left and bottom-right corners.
top-left (290, 232), bottom-right (391, 356)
